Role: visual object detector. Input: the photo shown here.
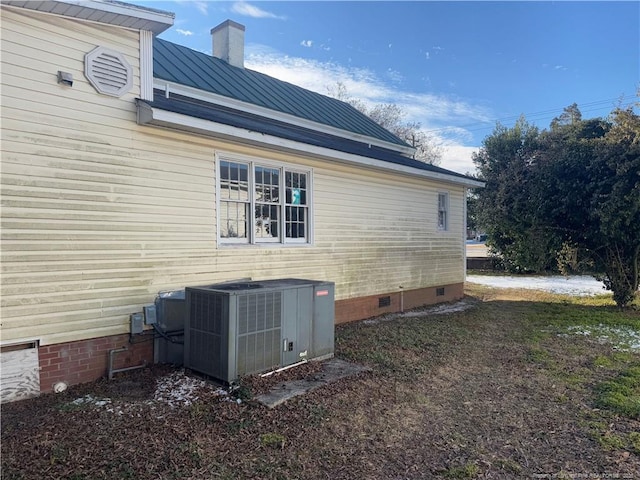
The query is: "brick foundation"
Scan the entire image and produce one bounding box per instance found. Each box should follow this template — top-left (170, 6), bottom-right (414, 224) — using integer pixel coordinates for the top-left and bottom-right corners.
top-left (38, 333), bottom-right (153, 393)
top-left (35, 283), bottom-right (463, 392)
top-left (335, 282), bottom-right (464, 324)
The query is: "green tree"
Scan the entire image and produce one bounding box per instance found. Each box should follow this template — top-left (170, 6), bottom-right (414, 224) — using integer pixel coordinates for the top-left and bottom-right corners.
top-left (549, 102), bottom-right (582, 129)
top-left (472, 117), bottom-right (556, 272)
top-left (588, 107), bottom-right (640, 306)
top-left (465, 189), bottom-right (479, 237)
top-left (474, 105), bottom-right (640, 307)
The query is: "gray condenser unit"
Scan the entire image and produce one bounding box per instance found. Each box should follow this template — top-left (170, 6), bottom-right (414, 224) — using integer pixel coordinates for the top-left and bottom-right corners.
top-left (152, 290), bottom-right (186, 366)
top-left (184, 278), bottom-right (335, 383)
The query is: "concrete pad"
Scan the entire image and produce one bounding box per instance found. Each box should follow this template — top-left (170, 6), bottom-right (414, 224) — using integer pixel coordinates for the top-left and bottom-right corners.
top-left (255, 358), bottom-right (370, 408)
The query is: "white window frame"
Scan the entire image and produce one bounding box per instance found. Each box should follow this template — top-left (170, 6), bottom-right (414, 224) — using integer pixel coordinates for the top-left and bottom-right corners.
top-left (216, 152), bottom-right (313, 246)
top-left (437, 191), bottom-right (449, 231)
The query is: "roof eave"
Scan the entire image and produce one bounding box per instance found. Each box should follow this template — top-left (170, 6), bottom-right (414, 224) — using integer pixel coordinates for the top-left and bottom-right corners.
top-left (137, 100), bottom-right (484, 188)
top-left (1, 0), bottom-right (174, 34)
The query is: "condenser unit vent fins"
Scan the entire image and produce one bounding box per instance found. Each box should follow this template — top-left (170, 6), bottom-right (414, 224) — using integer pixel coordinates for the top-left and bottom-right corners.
top-left (187, 290), bottom-right (228, 380)
top-left (236, 293), bottom-right (282, 376)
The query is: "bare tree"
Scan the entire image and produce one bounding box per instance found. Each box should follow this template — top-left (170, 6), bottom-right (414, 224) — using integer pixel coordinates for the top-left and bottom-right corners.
top-left (326, 82), bottom-right (442, 165)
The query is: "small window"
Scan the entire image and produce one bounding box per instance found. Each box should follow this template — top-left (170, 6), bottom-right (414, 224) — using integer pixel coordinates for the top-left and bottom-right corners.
top-left (218, 155), bottom-right (311, 245)
top-left (437, 192), bottom-right (448, 231)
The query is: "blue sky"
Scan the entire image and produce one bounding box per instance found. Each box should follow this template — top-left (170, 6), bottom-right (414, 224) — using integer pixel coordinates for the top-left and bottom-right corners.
top-left (133, 1), bottom-right (639, 174)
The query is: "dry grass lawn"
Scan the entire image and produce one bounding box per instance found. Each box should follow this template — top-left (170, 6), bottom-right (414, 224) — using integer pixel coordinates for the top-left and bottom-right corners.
top-left (2, 284), bottom-right (639, 479)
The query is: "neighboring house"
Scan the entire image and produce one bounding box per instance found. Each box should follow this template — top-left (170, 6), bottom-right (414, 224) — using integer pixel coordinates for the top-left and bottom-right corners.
top-left (0, 0), bottom-right (483, 402)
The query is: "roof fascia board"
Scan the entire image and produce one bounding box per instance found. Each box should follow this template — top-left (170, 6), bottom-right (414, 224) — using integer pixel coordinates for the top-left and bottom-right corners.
top-left (138, 101), bottom-right (484, 188)
top-left (154, 79), bottom-right (417, 157)
top-left (1, 0), bottom-right (174, 34)
top-left (79, 0), bottom-right (173, 25)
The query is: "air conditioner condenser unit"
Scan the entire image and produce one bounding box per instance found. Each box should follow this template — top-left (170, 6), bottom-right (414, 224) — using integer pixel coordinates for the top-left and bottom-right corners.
top-left (184, 278), bottom-right (334, 383)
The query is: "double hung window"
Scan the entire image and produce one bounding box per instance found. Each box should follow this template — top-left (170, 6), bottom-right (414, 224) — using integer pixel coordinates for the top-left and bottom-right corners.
top-left (218, 155), bottom-right (311, 245)
top-left (437, 192), bottom-right (449, 231)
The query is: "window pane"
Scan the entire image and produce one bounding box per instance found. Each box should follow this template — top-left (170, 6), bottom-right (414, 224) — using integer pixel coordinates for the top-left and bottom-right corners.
top-left (285, 172), bottom-right (307, 206)
top-left (286, 206), bottom-right (307, 239)
top-left (221, 181), bottom-right (248, 201)
top-left (255, 166), bottom-right (279, 203)
top-left (220, 201), bottom-right (248, 239)
top-left (255, 204), bottom-right (279, 239)
top-left (220, 162), bottom-right (249, 201)
top-left (220, 161), bottom-right (230, 180)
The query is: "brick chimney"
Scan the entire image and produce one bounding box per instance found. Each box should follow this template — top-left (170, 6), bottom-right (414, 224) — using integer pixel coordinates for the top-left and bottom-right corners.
top-left (211, 20), bottom-right (245, 68)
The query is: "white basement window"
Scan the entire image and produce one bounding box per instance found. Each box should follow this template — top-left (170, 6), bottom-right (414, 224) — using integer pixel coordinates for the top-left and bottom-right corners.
top-left (217, 154), bottom-right (312, 245)
top-left (437, 192), bottom-right (449, 231)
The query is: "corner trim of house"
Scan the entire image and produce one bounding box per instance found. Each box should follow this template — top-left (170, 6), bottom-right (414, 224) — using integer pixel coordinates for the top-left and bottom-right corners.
top-left (140, 30), bottom-right (154, 101)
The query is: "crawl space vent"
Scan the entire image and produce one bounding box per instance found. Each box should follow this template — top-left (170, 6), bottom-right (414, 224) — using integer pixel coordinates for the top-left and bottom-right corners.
top-left (436, 287), bottom-right (445, 297)
top-left (378, 296), bottom-right (391, 308)
top-left (85, 46), bottom-right (133, 97)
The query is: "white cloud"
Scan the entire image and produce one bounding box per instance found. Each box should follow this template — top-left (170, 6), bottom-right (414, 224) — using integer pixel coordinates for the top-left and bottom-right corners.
top-left (232, 1), bottom-right (285, 20)
top-left (386, 68), bottom-right (403, 83)
top-left (176, 29), bottom-right (193, 36)
top-left (245, 44), bottom-right (489, 174)
top-left (301, 40), bottom-right (313, 48)
top-left (193, 1), bottom-right (208, 15)
top-left (439, 144), bottom-right (479, 175)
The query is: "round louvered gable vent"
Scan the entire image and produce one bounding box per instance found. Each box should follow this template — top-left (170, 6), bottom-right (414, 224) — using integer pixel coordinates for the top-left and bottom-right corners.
top-left (84, 46), bottom-right (133, 97)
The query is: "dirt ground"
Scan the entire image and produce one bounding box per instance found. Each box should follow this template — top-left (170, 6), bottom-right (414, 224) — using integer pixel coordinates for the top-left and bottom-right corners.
top-left (2, 287), bottom-right (639, 479)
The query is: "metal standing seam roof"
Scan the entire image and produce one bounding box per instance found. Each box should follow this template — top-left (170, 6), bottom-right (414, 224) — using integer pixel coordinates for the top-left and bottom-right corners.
top-left (153, 38), bottom-right (409, 149)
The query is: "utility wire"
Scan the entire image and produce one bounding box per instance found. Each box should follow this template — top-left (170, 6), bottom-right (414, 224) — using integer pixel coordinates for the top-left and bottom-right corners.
top-left (423, 95), bottom-right (637, 136)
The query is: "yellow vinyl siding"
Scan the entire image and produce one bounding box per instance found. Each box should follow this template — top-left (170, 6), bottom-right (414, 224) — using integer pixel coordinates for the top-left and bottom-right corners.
top-left (313, 167), bottom-right (464, 298)
top-left (1, 7), bottom-right (466, 347)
